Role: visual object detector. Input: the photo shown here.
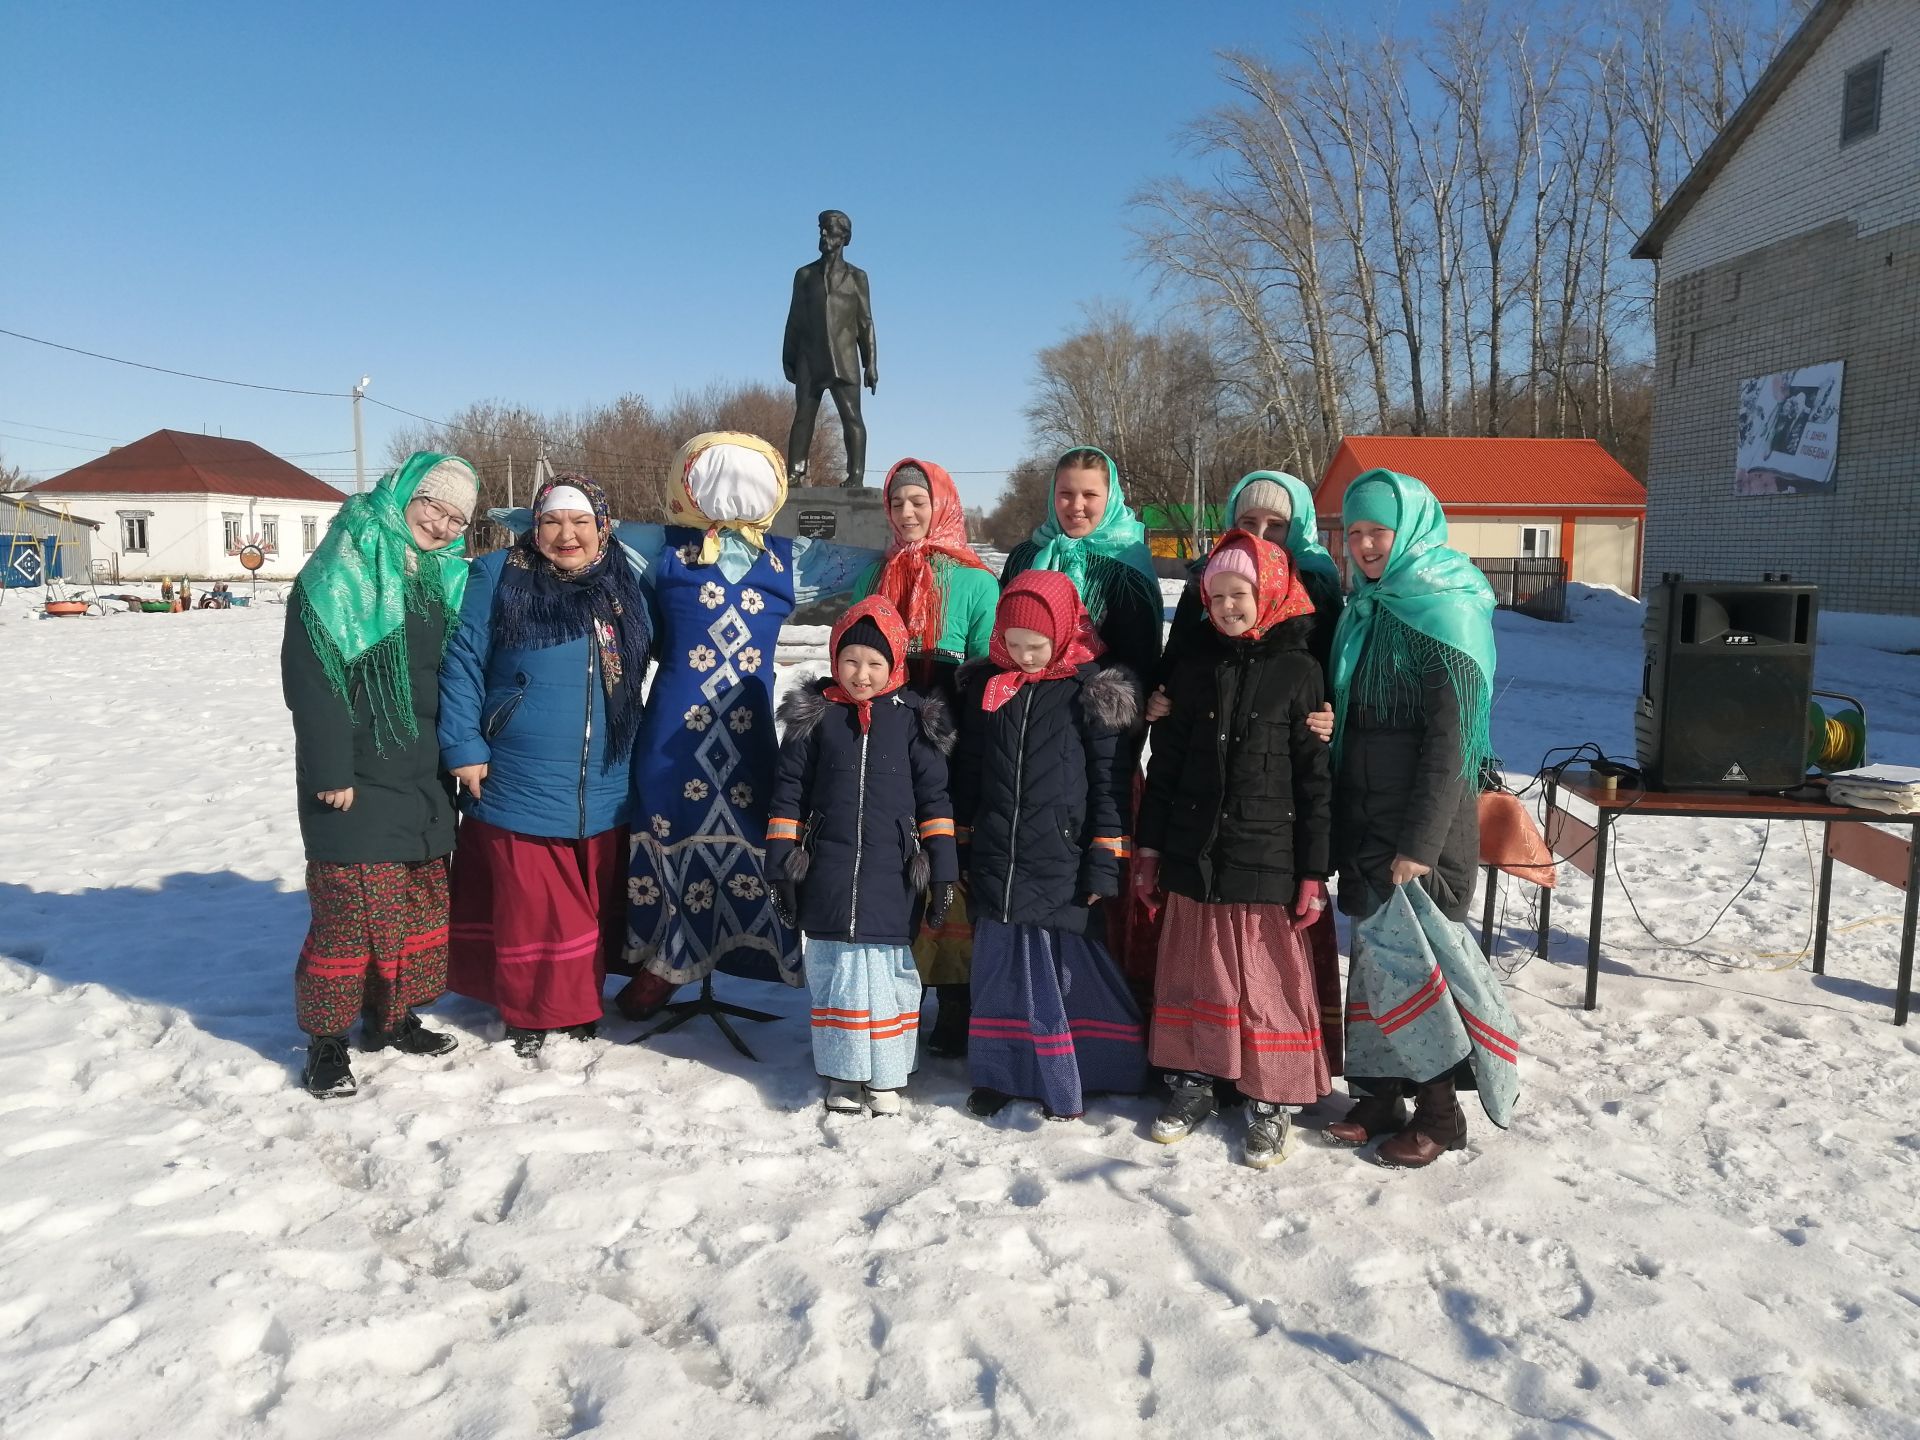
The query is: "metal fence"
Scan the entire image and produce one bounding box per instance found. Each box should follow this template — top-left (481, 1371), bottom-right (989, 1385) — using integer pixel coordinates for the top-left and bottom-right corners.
top-left (1471, 557), bottom-right (1570, 622)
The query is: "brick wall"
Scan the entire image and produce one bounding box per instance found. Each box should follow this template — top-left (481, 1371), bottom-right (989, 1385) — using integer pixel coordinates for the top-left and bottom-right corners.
top-left (1645, 0), bottom-right (1920, 616)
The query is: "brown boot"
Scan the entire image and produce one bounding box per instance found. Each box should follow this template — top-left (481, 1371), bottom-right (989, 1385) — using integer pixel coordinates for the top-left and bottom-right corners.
top-left (613, 972), bottom-right (677, 1022)
top-left (1376, 1081), bottom-right (1466, 1168)
top-left (1324, 1092), bottom-right (1410, 1146)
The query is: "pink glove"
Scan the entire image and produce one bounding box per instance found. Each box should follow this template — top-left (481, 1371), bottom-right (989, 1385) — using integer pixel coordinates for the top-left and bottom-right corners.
top-left (1291, 878), bottom-right (1328, 930)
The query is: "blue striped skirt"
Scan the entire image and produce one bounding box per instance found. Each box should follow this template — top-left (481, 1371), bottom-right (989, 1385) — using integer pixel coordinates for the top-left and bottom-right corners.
top-left (803, 939), bottom-right (923, 1089)
top-left (968, 917), bottom-right (1149, 1117)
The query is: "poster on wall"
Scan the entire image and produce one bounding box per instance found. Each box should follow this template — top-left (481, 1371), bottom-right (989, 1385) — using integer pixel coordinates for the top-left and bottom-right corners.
top-left (1735, 360), bottom-right (1843, 495)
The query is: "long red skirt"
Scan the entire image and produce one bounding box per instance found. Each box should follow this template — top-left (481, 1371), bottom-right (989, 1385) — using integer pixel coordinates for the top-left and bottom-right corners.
top-left (1149, 893), bottom-right (1332, 1106)
top-left (448, 818), bottom-right (628, 1029)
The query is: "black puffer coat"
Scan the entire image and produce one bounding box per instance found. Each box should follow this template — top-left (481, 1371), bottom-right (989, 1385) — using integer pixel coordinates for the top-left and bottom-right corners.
top-left (767, 681), bottom-right (958, 946)
top-left (1138, 616), bottom-right (1332, 906)
top-left (1332, 638), bottom-right (1479, 923)
top-left (281, 587), bottom-right (458, 865)
top-left (950, 661), bottom-right (1140, 934)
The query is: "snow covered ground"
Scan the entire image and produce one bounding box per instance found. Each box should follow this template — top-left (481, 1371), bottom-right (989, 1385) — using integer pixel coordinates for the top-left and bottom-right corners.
top-left (1, 591), bottom-right (1918, 1439)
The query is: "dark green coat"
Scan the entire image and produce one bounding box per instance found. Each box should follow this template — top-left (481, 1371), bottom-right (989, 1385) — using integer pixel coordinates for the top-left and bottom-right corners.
top-left (281, 588), bottom-right (458, 865)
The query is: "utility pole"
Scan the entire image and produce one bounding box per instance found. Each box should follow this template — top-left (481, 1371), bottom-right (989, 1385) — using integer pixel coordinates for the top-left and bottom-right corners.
top-left (352, 375), bottom-right (371, 493)
top-left (506, 454), bottom-right (514, 510)
top-left (1190, 431), bottom-right (1204, 560)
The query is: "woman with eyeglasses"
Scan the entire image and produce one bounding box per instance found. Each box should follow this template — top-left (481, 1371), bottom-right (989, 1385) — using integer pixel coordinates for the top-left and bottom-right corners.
top-left (281, 452), bottom-right (479, 1098)
top-left (439, 473), bottom-right (653, 1059)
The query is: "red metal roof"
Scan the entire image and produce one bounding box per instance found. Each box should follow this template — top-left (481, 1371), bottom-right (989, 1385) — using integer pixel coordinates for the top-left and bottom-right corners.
top-left (32, 429), bottom-right (345, 503)
top-left (1314, 436), bottom-right (1645, 512)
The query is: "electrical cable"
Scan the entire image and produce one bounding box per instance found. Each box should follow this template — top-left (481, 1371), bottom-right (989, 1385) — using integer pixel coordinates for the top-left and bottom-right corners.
top-left (0, 326), bottom-right (345, 396)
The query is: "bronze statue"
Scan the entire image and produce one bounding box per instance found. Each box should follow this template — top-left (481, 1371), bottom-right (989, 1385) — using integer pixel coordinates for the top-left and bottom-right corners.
top-left (783, 209), bottom-right (877, 489)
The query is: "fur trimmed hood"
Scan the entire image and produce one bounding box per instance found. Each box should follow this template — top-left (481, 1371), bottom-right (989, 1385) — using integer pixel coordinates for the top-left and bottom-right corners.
top-left (777, 677), bottom-right (955, 755)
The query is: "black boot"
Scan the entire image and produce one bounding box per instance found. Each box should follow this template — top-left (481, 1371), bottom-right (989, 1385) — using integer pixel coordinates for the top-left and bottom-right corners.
top-left (967, 1086), bottom-right (1012, 1117)
top-left (302, 1035), bottom-right (357, 1099)
top-left (927, 984), bottom-right (971, 1057)
top-left (361, 1010), bottom-right (457, 1056)
top-left (506, 1026), bottom-right (546, 1058)
top-left (1150, 1074), bottom-right (1217, 1144)
top-left (561, 1021), bottom-right (599, 1042)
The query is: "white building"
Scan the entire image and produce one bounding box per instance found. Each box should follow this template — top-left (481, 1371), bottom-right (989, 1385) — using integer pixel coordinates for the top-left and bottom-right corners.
top-left (1634, 0), bottom-right (1919, 614)
top-left (30, 429), bottom-right (346, 582)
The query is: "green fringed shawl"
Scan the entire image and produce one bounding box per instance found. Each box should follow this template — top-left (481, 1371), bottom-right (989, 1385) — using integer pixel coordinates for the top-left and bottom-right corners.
top-left (1330, 469), bottom-right (1497, 781)
top-left (294, 452), bottom-right (471, 752)
top-left (1024, 445), bottom-right (1160, 600)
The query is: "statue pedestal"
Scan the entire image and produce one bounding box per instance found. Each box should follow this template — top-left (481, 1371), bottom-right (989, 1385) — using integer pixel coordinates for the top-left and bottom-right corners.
top-left (770, 486), bottom-right (890, 551)
top-left (771, 488), bottom-right (889, 627)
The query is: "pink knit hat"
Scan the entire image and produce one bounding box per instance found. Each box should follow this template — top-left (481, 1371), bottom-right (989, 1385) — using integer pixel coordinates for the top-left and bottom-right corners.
top-left (1202, 539), bottom-right (1259, 597)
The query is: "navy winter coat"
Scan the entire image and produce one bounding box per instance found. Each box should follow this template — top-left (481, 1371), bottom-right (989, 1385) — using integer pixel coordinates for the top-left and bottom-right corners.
top-left (950, 661), bottom-right (1141, 934)
top-left (767, 682), bottom-right (959, 946)
top-left (438, 549), bottom-right (647, 840)
top-left (1139, 615), bottom-right (1333, 907)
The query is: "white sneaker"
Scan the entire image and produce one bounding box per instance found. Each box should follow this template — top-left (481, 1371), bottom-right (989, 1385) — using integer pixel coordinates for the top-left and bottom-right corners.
top-left (825, 1080), bottom-right (866, 1113)
top-left (864, 1086), bottom-right (903, 1117)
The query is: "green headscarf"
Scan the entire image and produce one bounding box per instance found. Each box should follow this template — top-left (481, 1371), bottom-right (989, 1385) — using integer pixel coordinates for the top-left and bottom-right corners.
top-left (1226, 470), bottom-right (1340, 587)
top-left (295, 451), bottom-right (473, 751)
top-left (1329, 468), bottom-right (1497, 781)
top-left (1026, 446), bottom-right (1160, 602)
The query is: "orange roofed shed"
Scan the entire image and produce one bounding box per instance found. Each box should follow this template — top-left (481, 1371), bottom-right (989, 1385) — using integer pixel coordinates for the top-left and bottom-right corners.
top-left (1313, 436), bottom-right (1647, 597)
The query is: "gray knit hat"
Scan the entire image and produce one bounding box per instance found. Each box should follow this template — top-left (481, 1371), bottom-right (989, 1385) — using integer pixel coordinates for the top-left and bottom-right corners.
top-left (1232, 478), bottom-right (1292, 525)
top-left (412, 458), bottom-right (479, 523)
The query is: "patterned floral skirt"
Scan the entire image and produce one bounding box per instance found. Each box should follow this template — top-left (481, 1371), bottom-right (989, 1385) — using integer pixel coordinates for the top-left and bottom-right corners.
top-left (447, 818), bottom-right (627, 1030)
top-left (295, 858), bottom-right (450, 1036)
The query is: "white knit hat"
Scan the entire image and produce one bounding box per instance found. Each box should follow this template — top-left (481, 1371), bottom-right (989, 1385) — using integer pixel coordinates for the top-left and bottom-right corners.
top-left (413, 458), bottom-right (479, 522)
top-left (1232, 478), bottom-right (1292, 525)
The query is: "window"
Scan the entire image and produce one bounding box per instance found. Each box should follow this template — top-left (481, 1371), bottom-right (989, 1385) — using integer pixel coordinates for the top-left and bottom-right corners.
top-left (1842, 54), bottom-right (1884, 144)
top-left (119, 512), bottom-right (150, 553)
top-left (260, 516), bottom-right (279, 552)
top-left (1519, 526), bottom-right (1555, 560)
top-left (223, 514), bottom-right (243, 553)
top-left (302, 515), bottom-right (318, 551)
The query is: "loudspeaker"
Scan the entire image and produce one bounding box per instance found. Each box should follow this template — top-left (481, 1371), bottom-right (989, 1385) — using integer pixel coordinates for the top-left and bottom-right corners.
top-left (1634, 577), bottom-right (1818, 791)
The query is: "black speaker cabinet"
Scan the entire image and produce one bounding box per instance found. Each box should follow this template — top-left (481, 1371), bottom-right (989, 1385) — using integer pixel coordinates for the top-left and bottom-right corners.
top-left (1634, 578), bottom-right (1818, 791)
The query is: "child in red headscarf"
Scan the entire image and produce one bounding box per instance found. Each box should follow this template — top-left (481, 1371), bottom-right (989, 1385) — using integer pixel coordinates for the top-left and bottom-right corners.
top-left (1135, 531), bottom-right (1334, 1167)
top-left (950, 571), bottom-right (1147, 1121)
top-left (767, 597), bottom-right (959, 1116)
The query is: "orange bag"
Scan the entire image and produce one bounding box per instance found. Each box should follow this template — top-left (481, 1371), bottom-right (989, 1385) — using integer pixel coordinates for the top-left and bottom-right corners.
top-left (1478, 790), bottom-right (1556, 888)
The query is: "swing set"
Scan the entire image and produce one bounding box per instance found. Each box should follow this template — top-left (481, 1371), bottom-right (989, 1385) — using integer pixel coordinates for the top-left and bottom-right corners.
top-left (0, 494), bottom-right (102, 616)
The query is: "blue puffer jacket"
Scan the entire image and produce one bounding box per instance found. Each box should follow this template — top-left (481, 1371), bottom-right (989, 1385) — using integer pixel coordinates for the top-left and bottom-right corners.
top-left (950, 660), bottom-right (1141, 934)
top-left (438, 549), bottom-right (643, 839)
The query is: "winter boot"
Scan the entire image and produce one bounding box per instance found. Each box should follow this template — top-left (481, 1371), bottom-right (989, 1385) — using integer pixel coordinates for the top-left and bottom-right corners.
top-left (1376, 1081), bottom-right (1467, 1168)
top-left (506, 1026), bottom-right (546, 1058)
top-left (361, 1010), bottom-right (458, 1057)
top-left (562, 1021), bottom-right (599, 1043)
top-left (1243, 1102), bottom-right (1293, 1169)
top-left (864, 1086), bottom-right (903, 1118)
top-left (926, 985), bottom-right (971, 1058)
top-left (967, 1086), bottom-right (1013, 1118)
top-left (612, 972), bottom-right (676, 1022)
top-left (1150, 1074), bottom-right (1217, 1144)
top-left (1324, 1091), bottom-right (1410, 1146)
top-left (302, 1035), bottom-right (357, 1099)
top-left (825, 1080), bottom-right (866, 1114)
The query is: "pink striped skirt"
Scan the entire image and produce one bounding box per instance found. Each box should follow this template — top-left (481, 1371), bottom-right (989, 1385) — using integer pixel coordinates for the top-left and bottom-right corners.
top-left (447, 817), bottom-right (628, 1029)
top-left (1149, 892), bottom-right (1332, 1106)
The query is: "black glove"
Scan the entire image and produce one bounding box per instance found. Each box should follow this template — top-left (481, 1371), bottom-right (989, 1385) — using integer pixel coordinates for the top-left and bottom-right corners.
top-left (772, 879), bottom-right (798, 930)
top-left (926, 882), bottom-right (955, 932)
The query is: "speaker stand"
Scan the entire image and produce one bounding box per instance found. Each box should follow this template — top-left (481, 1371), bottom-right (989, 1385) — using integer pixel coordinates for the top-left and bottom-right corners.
top-left (629, 974), bottom-right (779, 1061)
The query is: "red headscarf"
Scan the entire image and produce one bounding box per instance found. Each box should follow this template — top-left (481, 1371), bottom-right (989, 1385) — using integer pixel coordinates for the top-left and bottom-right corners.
top-left (1202, 529), bottom-right (1315, 641)
top-left (983, 571), bottom-right (1104, 713)
top-left (823, 595), bottom-right (910, 732)
top-left (872, 458), bottom-right (989, 657)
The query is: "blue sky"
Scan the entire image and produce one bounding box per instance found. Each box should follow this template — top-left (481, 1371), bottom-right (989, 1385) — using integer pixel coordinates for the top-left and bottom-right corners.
top-left (3, 1), bottom-right (1375, 509)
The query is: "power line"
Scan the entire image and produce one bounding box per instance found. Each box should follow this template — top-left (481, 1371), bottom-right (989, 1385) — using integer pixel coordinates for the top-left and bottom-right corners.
top-left (0, 418), bottom-right (124, 443)
top-left (0, 326), bottom-right (345, 397)
top-left (0, 430), bottom-right (106, 453)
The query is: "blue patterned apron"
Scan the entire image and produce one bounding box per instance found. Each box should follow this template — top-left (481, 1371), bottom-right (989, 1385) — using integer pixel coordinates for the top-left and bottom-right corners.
top-left (627, 528), bottom-right (800, 986)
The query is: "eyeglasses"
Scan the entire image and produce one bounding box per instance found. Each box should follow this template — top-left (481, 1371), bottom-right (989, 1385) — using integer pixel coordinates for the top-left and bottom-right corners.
top-left (416, 499), bottom-right (465, 530)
